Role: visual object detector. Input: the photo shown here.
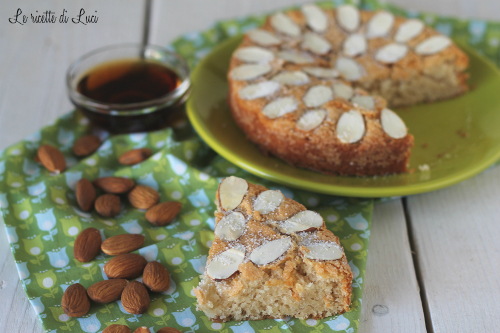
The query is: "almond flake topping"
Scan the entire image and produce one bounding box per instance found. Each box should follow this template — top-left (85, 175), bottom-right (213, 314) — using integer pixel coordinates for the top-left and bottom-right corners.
top-left (247, 29), bottom-right (282, 46)
top-left (381, 108), bottom-right (407, 139)
top-left (332, 82), bottom-right (354, 100)
top-left (335, 57), bottom-right (364, 81)
top-left (262, 97), bottom-right (298, 119)
top-left (254, 190), bottom-right (284, 214)
top-left (279, 210), bottom-right (323, 234)
top-left (250, 238), bottom-right (292, 265)
top-left (219, 176), bottom-right (248, 211)
top-left (296, 110), bottom-right (327, 131)
top-left (301, 241), bottom-right (343, 261)
top-left (303, 85), bottom-right (333, 108)
top-left (374, 43), bottom-right (408, 64)
top-left (234, 46), bottom-right (275, 63)
top-left (277, 50), bottom-right (314, 64)
top-left (366, 11), bottom-right (395, 39)
top-left (415, 35), bottom-right (452, 55)
top-left (214, 212), bottom-right (246, 241)
top-left (238, 81), bottom-right (281, 100)
top-left (394, 19), bottom-right (424, 43)
top-left (336, 5), bottom-right (360, 32)
top-left (336, 110), bottom-right (365, 143)
top-left (230, 64), bottom-right (271, 81)
top-left (303, 67), bottom-right (339, 78)
top-left (271, 12), bottom-right (301, 37)
top-left (351, 95), bottom-right (375, 110)
top-left (301, 4), bottom-right (328, 33)
top-left (271, 71), bottom-right (310, 86)
top-left (206, 248), bottom-right (245, 280)
top-left (302, 32), bottom-right (331, 55)
top-left (343, 33), bottom-right (367, 57)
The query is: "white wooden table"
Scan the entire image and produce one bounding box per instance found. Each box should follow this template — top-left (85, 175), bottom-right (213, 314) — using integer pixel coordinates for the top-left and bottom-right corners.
top-left (1, 1), bottom-right (499, 332)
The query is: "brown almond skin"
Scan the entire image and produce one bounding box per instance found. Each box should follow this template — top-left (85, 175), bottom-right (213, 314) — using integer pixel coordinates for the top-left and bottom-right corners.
top-left (121, 281), bottom-right (150, 314)
top-left (145, 202), bottom-right (182, 226)
top-left (133, 327), bottom-right (151, 333)
top-left (103, 324), bottom-right (132, 333)
top-left (94, 177), bottom-right (135, 194)
top-left (128, 185), bottom-right (160, 210)
top-left (76, 178), bottom-right (96, 212)
top-left (73, 135), bottom-right (101, 157)
top-left (143, 261), bottom-right (170, 292)
top-left (101, 234), bottom-right (145, 256)
top-left (157, 328), bottom-right (182, 333)
top-left (37, 144), bottom-right (66, 173)
top-left (95, 194), bottom-right (121, 217)
top-left (118, 148), bottom-right (152, 165)
top-left (74, 227), bottom-right (102, 262)
top-left (87, 279), bottom-right (128, 303)
top-left (61, 283), bottom-right (90, 317)
top-left (104, 253), bottom-right (147, 279)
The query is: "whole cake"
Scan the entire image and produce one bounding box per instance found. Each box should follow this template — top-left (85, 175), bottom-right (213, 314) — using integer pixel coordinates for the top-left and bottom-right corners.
top-left (227, 4), bottom-right (469, 176)
top-left (194, 176), bottom-right (352, 321)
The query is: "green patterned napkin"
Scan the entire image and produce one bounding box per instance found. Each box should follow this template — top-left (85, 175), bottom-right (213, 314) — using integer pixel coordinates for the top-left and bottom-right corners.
top-left (2, 1), bottom-right (500, 332)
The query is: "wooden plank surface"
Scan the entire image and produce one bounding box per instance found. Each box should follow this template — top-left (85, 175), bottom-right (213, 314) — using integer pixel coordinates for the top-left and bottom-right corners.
top-left (406, 165), bottom-right (500, 332)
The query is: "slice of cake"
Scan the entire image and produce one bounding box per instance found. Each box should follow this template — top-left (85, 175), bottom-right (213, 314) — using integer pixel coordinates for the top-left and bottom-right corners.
top-left (194, 176), bottom-right (352, 322)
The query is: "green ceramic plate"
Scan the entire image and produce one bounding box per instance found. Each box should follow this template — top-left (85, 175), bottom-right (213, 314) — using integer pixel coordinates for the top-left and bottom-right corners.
top-left (186, 36), bottom-right (500, 197)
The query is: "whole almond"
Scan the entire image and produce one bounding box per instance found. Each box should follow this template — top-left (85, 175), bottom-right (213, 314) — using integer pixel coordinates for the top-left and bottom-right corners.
top-left (37, 144), bottom-right (66, 173)
top-left (95, 194), bottom-right (121, 217)
top-left (118, 148), bottom-right (152, 165)
top-left (145, 202), bottom-right (182, 226)
top-left (94, 177), bottom-right (135, 194)
top-left (134, 327), bottom-right (151, 333)
top-left (101, 234), bottom-right (145, 256)
top-left (73, 135), bottom-right (101, 157)
top-left (128, 185), bottom-right (160, 210)
top-left (103, 325), bottom-right (132, 333)
top-left (76, 178), bottom-right (96, 212)
top-left (157, 328), bottom-right (182, 333)
top-left (104, 253), bottom-right (147, 279)
top-left (74, 227), bottom-right (102, 262)
top-left (121, 281), bottom-right (150, 314)
top-left (143, 261), bottom-right (170, 292)
top-left (87, 279), bottom-right (128, 303)
top-left (61, 283), bottom-right (90, 317)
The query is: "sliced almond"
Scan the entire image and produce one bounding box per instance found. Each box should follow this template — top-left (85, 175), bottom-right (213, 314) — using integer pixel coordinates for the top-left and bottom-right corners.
top-left (336, 110), bottom-right (365, 143)
top-left (415, 35), bottom-right (451, 55)
top-left (301, 241), bottom-right (343, 260)
top-left (336, 5), bottom-right (360, 32)
top-left (218, 176), bottom-right (248, 211)
top-left (214, 212), bottom-right (246, 241)
top-left (374, 43), bottom-right (408, 64)
top-left (230, 64), bottom-right (271, 81)
top-left (270, 12), bottom-right (301, 37)
top-left (302, 32), bottom-right (331, 55)
top-left (262, 97), bottom-right (298, 119)
top-left (247, 29), bottom-right (281, 46)
top-left (303, 67), bottom-right (338, 78)
top-left (366, 11), bottom-right (395, 39)
top-left (343, 33), bottom-right (367, 57)
top-left (303, 85), bottom-right (333, 108)
top-left (381, 108), bottom-right (407, 139)
top-left (206, 248), bottom-right (245, 280)
top-left (351, 95), bottom-right (375, 110)
top-left (279, 210), bottom-right (323, 233)
top-left (271, 71), bottom-right (310, 86)
top-left (335, 57), bottom-right (364, 81)
top-left (301, 4), bottom-right (328, 33)
top-left (238, 81), bottom-right (281, 100)
top-left (296, 110), bottom-right (327, 131)
top-left (234, 46), bottom-right (274, 63)
top-left (332, 82), bottom-right (354, 100)
top-left (253, 190), bottom-right (283, 214)
top-left (277, 50), bottom-right (314, 64)
top-left (250, 238), bottom-right (292, 265)
top-left (394, 19), bottom-right (424, 43)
